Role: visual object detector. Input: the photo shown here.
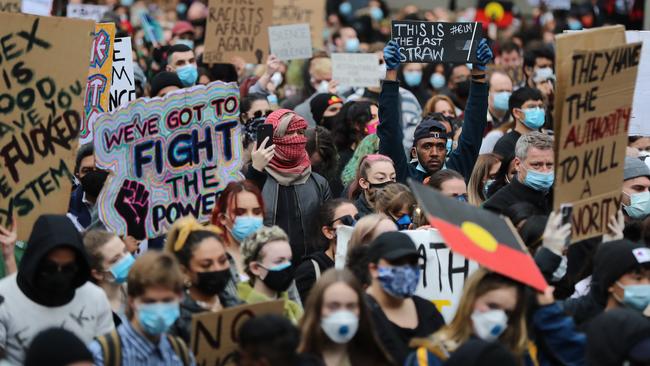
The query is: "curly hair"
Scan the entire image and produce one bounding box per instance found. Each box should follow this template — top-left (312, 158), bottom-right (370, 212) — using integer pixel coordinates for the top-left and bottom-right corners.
top-left (241, 226), bottom-right (289, 280)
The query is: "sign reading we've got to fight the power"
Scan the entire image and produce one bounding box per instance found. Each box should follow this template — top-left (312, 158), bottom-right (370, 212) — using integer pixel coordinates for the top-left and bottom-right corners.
top-left (391, 21), bottom-right (482, 63)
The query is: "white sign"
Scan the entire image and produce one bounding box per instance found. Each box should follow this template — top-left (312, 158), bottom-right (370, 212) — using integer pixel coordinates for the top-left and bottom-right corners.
top-left (336, 228), bottom-right (478, 322)
top-left (67, 3), bottom-right (110, 22)
top-left (20, 0), bottom-right (51, 15)
top-left (268, 23), bottom-right (313, 61)
top-left (626, 31), bottom-right (650, 137)
top-left (545, 0), bottom-right (570, 10)
top-left (332, 53), bottom-right (381, 88)
top-left (109, 37), bottom-right (136, 112)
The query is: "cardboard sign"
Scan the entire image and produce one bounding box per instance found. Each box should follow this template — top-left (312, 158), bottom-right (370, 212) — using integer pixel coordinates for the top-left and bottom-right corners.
top-left (268, 23), bottom-right (313, 61)
top-left (109, 37), bottom-right (136, 112)
top-left (272, 0), bottom-right (326, 49)
top-left (80, 23), bottom-right (115, 145)
top-left (203, 0), bottom-right (273, 64)
top-left (626, 31), bottom-right (650, 137)
top-left (0, 0), bottom-right (21, 12)
top-left (191, 301), bottom-right (284, 366)
top-left (554, 42), bottom-right (641, 242)
top-left (391, 21), bottom-right (482, 63)
top-left (20, 0), bottom-right (51, 15)
top-left (67, 3), bottom-right (110, 22)
top-left (332, 53), bottom-right (380, 88)
top-left (0, 14), bottom-right (94, 239)
top-left (94, 82), bottom-right (244, 239)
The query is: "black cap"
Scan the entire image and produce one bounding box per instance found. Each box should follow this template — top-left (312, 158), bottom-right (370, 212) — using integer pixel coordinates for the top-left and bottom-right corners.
top-left (24, 328), bottom-right (94, 366)
top-left (593, 239), bottom-right (650, 303)
top-left (413, 115), bottom-right (451, 143)
top-left (150, 71), bottom-right (183, 97)
top-left (367, 231), bottom-right (419, 263)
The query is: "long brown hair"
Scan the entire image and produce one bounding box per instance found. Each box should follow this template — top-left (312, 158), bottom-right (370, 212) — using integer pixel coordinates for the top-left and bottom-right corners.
top-left (423, 95), bottom-right (458, 118)
top-left (298, 269), bottom-right (393, 366)
top-left (348, 154), bottom-right (394, 200)
top-left (467, 154), bottom-right (501, 206)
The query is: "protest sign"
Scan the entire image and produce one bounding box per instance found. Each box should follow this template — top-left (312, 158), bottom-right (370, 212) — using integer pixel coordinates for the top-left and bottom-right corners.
top-left (203, 0), bottom-right (273, 64)
top-left (66, 3), bottom-right (110, 22)
top-left (94, 82), bottom-right (244, 239)
top-left (268, 23), bottom-right (313, 61)
top-left (553, 42), bottom-right (641, 242)
top-left (332, 53), bottom-right (381, 88)
top-left (191, 301), bottom-right (284, 366)
top-left (20, 0), bottom-right (51, 15)
top-left (0, 14), bottom-right (94, 239)
top-left (272, 0), bottom-right (326, 49)
top-left (109, 37), bottom-right (136, 112)
top-left (391, 21), bottom-right (482, 63)
top-left (626, 31), bottom-right (650, 137)
top-left (0, 0), bottom-right (21, 12)
top-left (80, 23), bottom-right (115, 145)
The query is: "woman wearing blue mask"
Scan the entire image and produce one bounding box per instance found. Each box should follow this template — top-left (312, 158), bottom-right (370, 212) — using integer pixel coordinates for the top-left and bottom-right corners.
top-left (398, 63), bottom-right (431, 106)
top-left (374, 183), bottom-right (417, 231)
top-left (467, 153), bottom-right (501, 206)
top-left (84, 230), bottom-right (135, 326)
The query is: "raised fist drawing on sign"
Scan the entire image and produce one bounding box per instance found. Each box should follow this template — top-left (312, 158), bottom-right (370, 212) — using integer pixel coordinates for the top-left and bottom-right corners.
top-left (114, 179), bottom-right (150, 240)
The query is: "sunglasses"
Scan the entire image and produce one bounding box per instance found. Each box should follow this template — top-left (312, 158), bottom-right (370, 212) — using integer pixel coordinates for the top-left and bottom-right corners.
top-left (41, 261), bottom-right (78, 275)
top-left (251, 110), bottom-right (273, 119)
top-left (330, 214), bottom-right (360, 227)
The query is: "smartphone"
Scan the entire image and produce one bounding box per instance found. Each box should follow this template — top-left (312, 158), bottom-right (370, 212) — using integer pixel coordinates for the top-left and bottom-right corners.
top-left (560, 204), bottom-right (573, 247)
top-left (256, 124), bottom-right (273, 149)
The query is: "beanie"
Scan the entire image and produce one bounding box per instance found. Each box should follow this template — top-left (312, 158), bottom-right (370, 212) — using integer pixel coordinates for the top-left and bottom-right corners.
top-left (24, 328), bottom-right (94, 366)
top-left (593, 239), bottom-right (650, 303)
top-left (309, 93), bottom-right (342, 124)
top-left (150, 71), bottom-right (183, 97)
top-left (624, 156), bottom-right (650, 181)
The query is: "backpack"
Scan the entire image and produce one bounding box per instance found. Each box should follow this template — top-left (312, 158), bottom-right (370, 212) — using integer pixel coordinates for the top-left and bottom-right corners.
top-left (95, 329), bottom-right (191, 366)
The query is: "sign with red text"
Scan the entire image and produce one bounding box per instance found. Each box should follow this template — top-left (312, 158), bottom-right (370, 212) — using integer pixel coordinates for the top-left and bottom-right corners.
top-left (0, 14), bottom-right (94, 239)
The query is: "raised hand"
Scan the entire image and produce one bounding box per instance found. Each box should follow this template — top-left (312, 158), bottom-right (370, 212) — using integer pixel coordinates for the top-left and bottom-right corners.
top-left (473, 39), bottom-right (493, 71)
top-left (603, 210), bottom-right (625, 242)
top-left (383, 40), bottom-right (401, 70)
top-left (542, 211), bottom-right (571, 255)
top-left (0, 220), bottom-right (17, 275)
top-left (251, 137), bottom-right (275, 172)
top-left (114, 179), bottom-right (150, 240)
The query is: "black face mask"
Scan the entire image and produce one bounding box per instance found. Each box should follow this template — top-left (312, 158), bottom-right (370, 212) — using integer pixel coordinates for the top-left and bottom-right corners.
top-left (368, 180), bottom-right (395, 190)
top-left (321, 115), bottom-right (337, 130)
top-left (35, 261), bottom-right (78, 305)
top-left (80, 170), bottom-right (108, 198)
top-left (454, 79), bottom-right (470, 99)
top-left (195, 269), bottom-right (231, 296)
top-left (260, 265), bottom-right (294, 293)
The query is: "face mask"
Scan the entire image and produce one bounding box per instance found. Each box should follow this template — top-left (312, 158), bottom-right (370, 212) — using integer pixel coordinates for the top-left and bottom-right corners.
top-left (80, 170), bottom-right (108, 198)
top-left (339, 1), bottom-right (352, 16)
top-left (175, 39), bottom-right (194, 50)
top-left (176, 64), bottom-right (198, 87)
top-left (370, 6), bottom-right (384, 21)
top-left (456, 194), bottom-right (468, 202)
top-left (120, 0), bottom-right (133, 6)
top-left (377, 63), bottom-right (387, 79)
top-left (231, 216), bottom-right (264, 242)
top-left (395, 214), bottom-right (412, 230)
top-left (36, 267), bottom-right (77, 303)
top-left (109, 253), bottom-right (135, 284)
top-left (471, 309), bottom-right (508, 342)
top-left (366, 120), bottom-right (379, 135)
top-left (568, 20), bottom-right (583, 30)
top-left (617, 282), bottom-right (650, 311)
top-left (137, 302), bottom-right (180, 335)
top-left (639, 150), bottom-right (650, 158)
top-left (624, 191), bottom-right (650, 219)
top-left (316, 80), bottom-right (330, 93)
top-left (483, 179), bottom-right (495, 198)
top-left (523, 168), bottom-right (554, 192)
top-left (367, 180), bottom-right (394, 190)
top-left (377, 265), bottom-right (420, 298)
top-left (403, 71), bottom-right (422, 87)
top-left (521, 107), bottom-right (545, 129)
top-left (430, 73), bottom-right (445, 89)
top-left (261, 262), bottom-right (294, 293)
top-left (493, 91), bottom-right (511, 112)
top-left (345, 38), bottom-right (360, 52)
top-left (455, 79), bottom-right (470, 98)
top-left (446, 139), bottom-right (453, 155)
top-left (267, 94), bottom-right (278, 105)
top-left (195, 269), bottom-right (231, 296)
top-left (270, 72), bottom-right (283, 88)
top-left (321, 310), bottom-right (359, 344)
top-left (321, 115), bottom-right (337, 129)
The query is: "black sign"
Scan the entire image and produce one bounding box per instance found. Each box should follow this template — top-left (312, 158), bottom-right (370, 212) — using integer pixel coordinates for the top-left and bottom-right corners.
top-left (391, 21), bottom-right (483, 63)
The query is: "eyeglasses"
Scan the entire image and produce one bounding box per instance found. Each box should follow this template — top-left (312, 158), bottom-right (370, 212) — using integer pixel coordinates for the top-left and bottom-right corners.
top-left (330, 214), bottom-right (360, 227)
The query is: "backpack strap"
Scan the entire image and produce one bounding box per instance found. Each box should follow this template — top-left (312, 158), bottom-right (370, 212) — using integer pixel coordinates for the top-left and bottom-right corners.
top-left (96, 329), bottom-right (121, 366)
top-left (167, 335), bottom-right (191, 366)
top-left (311, 259), bottom-right (321, 281)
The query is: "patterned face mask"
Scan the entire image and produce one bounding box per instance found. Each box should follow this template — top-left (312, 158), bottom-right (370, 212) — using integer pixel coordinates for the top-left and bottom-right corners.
top-left (377, 265), bottom-right (420, 298)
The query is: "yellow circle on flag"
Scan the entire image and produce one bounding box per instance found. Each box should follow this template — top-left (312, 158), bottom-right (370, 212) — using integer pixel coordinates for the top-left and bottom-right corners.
top-left (461, 221), bottom-right (498, 252)
top-left (485, 2), bottom-right (505, 22)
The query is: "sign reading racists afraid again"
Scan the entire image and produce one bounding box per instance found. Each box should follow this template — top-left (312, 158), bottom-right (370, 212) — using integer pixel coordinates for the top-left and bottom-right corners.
top-left (0, 14), bottom-right (94, 240)
top-left (391, 21), bottom-right (482, 63)
top-left (94, 82), bottom-right (244, 239)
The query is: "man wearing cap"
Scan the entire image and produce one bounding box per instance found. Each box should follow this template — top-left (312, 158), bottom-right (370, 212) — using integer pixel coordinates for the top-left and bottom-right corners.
top-left (149, 71), bottom-right (184, 98)
top-left (622, 156), bottom-right (650, 222)
top-left (379, 40), bottom-right (492, 183)
top-left (170, 21), bottom-right (195, 49)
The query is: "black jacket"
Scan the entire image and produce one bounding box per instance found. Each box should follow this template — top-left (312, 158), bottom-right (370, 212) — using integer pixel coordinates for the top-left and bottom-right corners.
top-left (295, 251), bottom-right (334, 304)
top-left (354, 193), bottom-right (374, 219)
top-left (483, 178), bottom-right (553, 215)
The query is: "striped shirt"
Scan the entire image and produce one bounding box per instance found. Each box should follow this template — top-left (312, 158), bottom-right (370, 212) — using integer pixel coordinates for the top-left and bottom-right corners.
top-left (88, 321), bottom-right (195, 366)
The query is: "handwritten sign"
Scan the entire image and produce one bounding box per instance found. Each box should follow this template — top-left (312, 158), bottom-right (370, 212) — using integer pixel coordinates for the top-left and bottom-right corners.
top-left (109, 37), bottom-right (136, 112)
top-left (191, 301), bottom-right (284, 366)
top-left (0, 0), bottom-right (21, 12)
top-left (67, 3), bottom-right (110, 22)
top-left (272, 0), bottom-right (325, 49)
top-left (94, 82), bottom-right (244, 239)
top-left (391, 21), bottom-right (482, 63)
top-left (0, 14), bottom-right (94, 240)
top-left (203, 0), bottom-right (273, 64)
top-left (80, 23), bottom-right (115, 145)
top-left (268, 23), bottom-right (313, 61)
top-left (332, 53), bottom-right (380, 88)
top-left (554, 42), bottom-right (641, 242)
top-left (20, 0), bottom-right (51, 15)
top-left (626, 31), bottom-right (650, 137)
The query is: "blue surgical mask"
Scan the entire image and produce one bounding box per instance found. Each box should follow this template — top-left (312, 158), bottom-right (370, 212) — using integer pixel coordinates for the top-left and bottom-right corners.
top-left (430, 73), bottom-right (445, 89)
top-left (568, 20), bottom-right (583, 30)
top-left (231, 216), bottom-right (264, 242)
top-left (267, 94), bottom-right (278, 105)
top-left (395, 215), bottom-right (412, 230)
top-left (483, 179), bottom-right (495, 198)
top-left (109, 253), bottom-right (135, 284)
top-left (339, 2), bottom-right (352, 16)
top-left (120, 0), bottom-right (133, 6)
top-left (345, 38), bottom-right (360, 52)
top-left (446, 139), bottom-right (453, 155)
top-left (493, 91), bottom-right (511, 112)
top-left (617, 282), bottom-right (650, 311)
top-left (403, 71), bottom-right (422, 87)
top-left (377, 265), bottom-right (420, 298)
top-left (370, 7), bottom-right (384, 21)
top-left (521, 107), bottom-right (545, 130)
top-left (175, 39), bottom-right (194, 50)
top-left (523, 168), bottom-right (554, 192)
top-left (176, 64), bottom-right (198, 87)
top-left (456, 194), bottom-right (468, 202)
top-left (137, 302), bottom-right (180, 335)
top-left (624, 191), bottom-right (650, 219)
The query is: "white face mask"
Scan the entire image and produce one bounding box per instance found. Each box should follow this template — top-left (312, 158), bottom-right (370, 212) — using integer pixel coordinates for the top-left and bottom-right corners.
top-left (378, 63), bottom-right (387, 79)
top-left (321, 310), bottom-right (359, 344)
top-left (471, 309), bottom-right (508, 342)
top-left (316, 80), bottom-right (330, 93)
top-left (270, 72), bottom-right (283, 87)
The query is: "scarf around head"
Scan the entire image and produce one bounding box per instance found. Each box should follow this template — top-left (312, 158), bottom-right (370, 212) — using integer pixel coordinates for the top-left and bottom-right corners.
top-left (265, 109), bottom-right (311, 186)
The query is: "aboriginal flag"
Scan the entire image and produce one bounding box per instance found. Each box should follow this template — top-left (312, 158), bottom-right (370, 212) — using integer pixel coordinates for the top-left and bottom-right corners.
top-left (475, 0), bottom-right (514, 29)
top-left (409, 180), bottom-right (547, 291)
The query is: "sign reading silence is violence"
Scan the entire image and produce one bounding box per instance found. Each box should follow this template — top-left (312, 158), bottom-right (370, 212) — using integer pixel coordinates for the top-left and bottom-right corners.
top-left (94, 82), bottom-right (244, 240)
top-left (0, 14), bottom-right (94, 240)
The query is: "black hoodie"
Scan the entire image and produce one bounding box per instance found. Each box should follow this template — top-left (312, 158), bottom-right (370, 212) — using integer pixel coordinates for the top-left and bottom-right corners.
top-left (17, 215), bottom-right (91, 307)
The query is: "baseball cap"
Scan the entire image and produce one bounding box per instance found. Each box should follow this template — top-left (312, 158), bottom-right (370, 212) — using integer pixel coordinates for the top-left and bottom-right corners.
top-left (624, 156), bottom-right (650, 181)
top-left (172, 21), bottom-right (194, 37)
top-left (413, 115), bottom-right (452, 144)
top-left (593, 239), bottom-right (650, 302)
top-left (367, 232), bottom-right (419, 263)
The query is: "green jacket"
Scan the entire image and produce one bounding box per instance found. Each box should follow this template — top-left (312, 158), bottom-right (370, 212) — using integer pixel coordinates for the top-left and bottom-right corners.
top-left (237, 281), bottom-right (303, 324)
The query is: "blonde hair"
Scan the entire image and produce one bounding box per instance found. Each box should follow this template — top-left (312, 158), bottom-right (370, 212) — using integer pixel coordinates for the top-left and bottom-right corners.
top-left (374, 183), bottom-right (416, 219)
top-left (347, 213), bottom-right (393, 252)
top-left (423, 95), bottom-right (458, 118)
top-left (164, 216), bottom-right (225, 268)
top-left (467, 154), bottom-right (501, 206)
top-left (241, 226), bottom-right (289, 280)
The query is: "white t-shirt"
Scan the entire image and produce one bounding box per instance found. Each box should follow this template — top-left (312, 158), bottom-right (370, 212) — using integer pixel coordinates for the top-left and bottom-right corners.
top-left (0, 274), bottom-right (114, 365)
